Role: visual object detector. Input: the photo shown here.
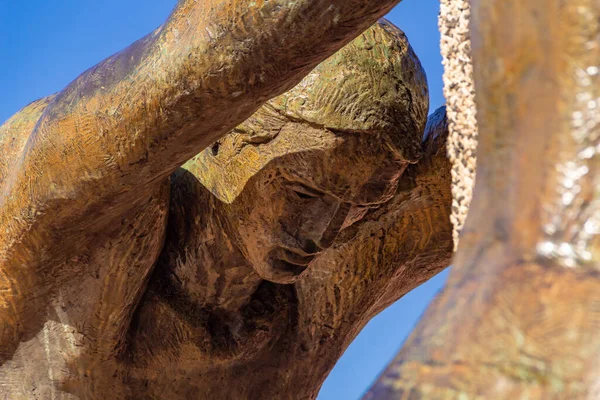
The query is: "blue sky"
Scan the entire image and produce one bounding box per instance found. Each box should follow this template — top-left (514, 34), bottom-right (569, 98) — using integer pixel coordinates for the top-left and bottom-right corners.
top-left (0, 1), bottom-right (448, 398)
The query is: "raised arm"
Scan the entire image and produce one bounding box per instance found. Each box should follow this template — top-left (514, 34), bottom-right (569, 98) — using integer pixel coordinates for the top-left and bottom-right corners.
top-left (278, 107), bottom-right (453, 396)
top-left (0, 0), bottom-right (400, 363)
top-left (1, 0), bottom-right (402, 254)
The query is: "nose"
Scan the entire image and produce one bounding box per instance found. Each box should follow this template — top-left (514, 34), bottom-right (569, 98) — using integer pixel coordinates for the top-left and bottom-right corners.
top-left (314, 201), bottom-right (352, 249)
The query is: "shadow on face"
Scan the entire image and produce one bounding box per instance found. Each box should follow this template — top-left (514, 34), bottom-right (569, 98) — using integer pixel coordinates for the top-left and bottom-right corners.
top-left (185, 122), bottom-right (407, 284)
top-left (178, 19), bottom-right (429, 284)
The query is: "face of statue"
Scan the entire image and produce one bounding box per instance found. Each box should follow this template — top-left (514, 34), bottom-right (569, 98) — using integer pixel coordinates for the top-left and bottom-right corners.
top-left (180, 21), bottom-right (428, 284)
top-left (208, 123), bottom-right (407, 284)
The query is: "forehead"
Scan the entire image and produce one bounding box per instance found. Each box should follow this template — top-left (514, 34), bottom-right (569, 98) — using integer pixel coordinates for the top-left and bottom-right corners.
top-left (184, 122), bottom-right (403, 204)
top-left (274, 133), bottom-right (404, 205)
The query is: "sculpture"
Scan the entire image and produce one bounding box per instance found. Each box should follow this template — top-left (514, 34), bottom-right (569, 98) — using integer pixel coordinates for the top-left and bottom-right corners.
top-left (3, 0), bottom-right (597, 398)
top-left (124, 48), bottom-right (447, 397)
top-left (0, 6), bottom-right (453, 398)
top-left (0, 0), bottom-right (403, 361)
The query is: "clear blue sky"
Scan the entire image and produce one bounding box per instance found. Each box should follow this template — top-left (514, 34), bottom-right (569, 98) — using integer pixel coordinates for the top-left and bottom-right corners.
top-left (0, 1), bottom-right (448, 398)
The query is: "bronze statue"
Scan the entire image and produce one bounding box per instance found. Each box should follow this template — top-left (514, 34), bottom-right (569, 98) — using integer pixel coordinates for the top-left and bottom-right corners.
top-left (123, 29), bottom-right (446, 396)
top-left (0, 0), bottom-right (402, 364)
top-left (0, 5), bottom-right (454, 397)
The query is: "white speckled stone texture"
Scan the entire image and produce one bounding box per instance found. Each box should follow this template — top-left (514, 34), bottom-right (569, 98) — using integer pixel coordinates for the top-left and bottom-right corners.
top-left (439, 0), bottom-right (479, 250)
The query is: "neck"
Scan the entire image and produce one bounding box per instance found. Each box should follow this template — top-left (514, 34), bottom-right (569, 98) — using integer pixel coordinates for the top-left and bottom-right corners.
top-left (124, 171), bottom-right (288, 374)
top-left (155, 172), bottom-right (262, 313)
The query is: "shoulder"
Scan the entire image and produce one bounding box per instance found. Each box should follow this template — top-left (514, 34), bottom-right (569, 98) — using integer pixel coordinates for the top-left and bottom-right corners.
top-left (0, 95), bottom-right (56, 184)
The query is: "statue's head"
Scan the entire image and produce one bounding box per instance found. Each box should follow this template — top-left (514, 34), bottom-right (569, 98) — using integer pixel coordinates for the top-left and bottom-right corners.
top-left (184, 20), bottom-right (428, 284)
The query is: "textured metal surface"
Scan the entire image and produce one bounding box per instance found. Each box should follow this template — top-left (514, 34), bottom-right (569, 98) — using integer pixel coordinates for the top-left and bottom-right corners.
top-left (0, 0), bottom-right (402, 362)
top-left (0, 0), bottom-right (412, 397)
top-left (123, 105), bottom-right (451, 400)
top-left (0, 6), bottom-right (456, 398)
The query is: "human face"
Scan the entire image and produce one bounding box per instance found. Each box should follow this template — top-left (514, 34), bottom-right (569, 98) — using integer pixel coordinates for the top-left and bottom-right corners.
top-left (221, 124), bottom-right (407, 284)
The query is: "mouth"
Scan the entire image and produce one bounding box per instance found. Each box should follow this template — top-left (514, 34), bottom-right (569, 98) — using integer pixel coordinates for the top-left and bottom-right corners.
top-left (267, 248), bottom-right (319, 282)
top-left (278, 248), bottom-right (316, 266)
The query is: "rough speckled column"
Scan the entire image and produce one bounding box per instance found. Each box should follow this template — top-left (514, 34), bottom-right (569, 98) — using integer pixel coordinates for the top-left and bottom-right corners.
top-left (439, 0), bottom-right (478, 250)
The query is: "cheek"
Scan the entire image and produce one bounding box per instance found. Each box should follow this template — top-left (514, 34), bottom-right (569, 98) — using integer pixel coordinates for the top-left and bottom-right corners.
top-left (236, 183), bottom-right (287, 259)
top-left (238, 219), bottom-right (272, 264)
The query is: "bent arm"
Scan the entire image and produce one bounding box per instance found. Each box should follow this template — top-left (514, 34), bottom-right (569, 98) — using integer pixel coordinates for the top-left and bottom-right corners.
top-left (1, 0), bottom-right (402, 254)
top-left (0, 0), bottom-right (400, 360)
top-left (288, 107), bottom-right (453, 392)
top-left (2, 0), bottom-right (401, 224)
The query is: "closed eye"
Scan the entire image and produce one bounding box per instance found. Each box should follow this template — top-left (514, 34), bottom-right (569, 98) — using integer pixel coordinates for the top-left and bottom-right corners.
top-left (294, 190), bottom-right (316, 199)
top-left (355, 204), bottom-right (381, 210)
top-left (287, 183), bottom-right (323, 200)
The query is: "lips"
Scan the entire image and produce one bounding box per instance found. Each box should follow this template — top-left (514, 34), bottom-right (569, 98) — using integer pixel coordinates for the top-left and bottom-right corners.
top-left (266, 247), bottom-right (319, 283)
top-left (277, 248), bottom-right (316, 266)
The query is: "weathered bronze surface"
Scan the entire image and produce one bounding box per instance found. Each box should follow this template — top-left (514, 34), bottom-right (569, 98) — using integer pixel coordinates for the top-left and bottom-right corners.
top-left (123, 104), bottom-right (450, 400)
top-left (0, 0), bottom-right (403, 369)
top-left (0, 3), bottom-right (455, 397)
top-left (365, 0), bottom-right (600, 398)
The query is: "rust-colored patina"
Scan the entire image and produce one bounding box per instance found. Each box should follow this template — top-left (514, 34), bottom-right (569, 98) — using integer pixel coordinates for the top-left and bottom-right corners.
top-left (0, 0), bottom-right (403, 364)
top-left (365, 0), bottom-right (600, 398)
top-left (0, 3), bottom-right (455, 397)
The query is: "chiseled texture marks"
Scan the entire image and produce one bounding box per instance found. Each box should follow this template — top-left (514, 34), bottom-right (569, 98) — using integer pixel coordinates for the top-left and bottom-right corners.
top-left (0, 13), bottom-right (456, 399)
top-left (120, 24), bottom-right (442, 400)
top-left (0, 182), bottom-right (170, 399)
top-left (124, 107), bottom-right (452, 400)
top-left (188, 20), bottom-right (428, 204)
top-left (439, 0), bottom-right (478, 250)
top-left (0, 0), bottom-right (402, 386)
top-left (364, 0), bottom-right (600, 399)
top-left (270, 19), bottom-right (428, 163)
top-left (0, 96), bottom-right (55, 185)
